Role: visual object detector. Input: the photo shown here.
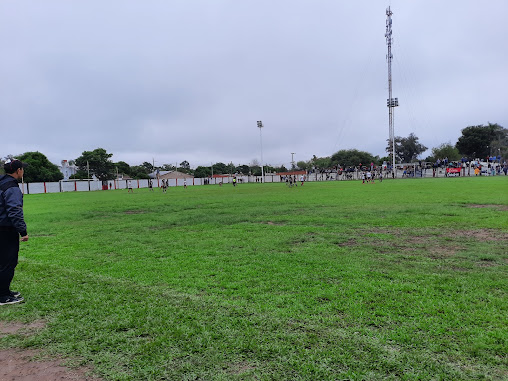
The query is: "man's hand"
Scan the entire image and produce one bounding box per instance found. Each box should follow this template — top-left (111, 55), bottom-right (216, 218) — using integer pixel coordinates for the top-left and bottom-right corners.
top-left (20, 235), bottom-right (29, 242)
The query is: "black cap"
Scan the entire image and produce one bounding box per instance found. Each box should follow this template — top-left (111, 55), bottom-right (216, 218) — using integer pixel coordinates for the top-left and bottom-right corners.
top-left (3, 159), bottom-right (28, 174)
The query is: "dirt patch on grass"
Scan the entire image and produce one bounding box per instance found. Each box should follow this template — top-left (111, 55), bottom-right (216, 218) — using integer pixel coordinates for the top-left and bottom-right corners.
top-left (0, 348), bottom-right (100, 381)
top-left (263, 221), bottom-right (285, 226)
top-left (0, 321), bottom-right (101, 381)
top-left (427, 245), bottom-right (465, 258)
top-left (336, 238), bottom-right (357, 247)
top-left (363, 227), bottom-right (508, 243)
top-left (359, 227), bottom-right (508, 258)
top-left (453, 229), bottom-right (508, 242)
top-left (375, 243), bottom-right (460, 258)
top-left (0, 320), bottom-right (46, 337)
top-left (227, 361), bottom-right (257, 376)
top-left (466, 204), bottom-right (508, 211)
top-left (476, 261), bottom-right (498, 268)
top-left (124, 209), bottom-right (145, 214)
top-left (360, 228), bottom-right (460, 257)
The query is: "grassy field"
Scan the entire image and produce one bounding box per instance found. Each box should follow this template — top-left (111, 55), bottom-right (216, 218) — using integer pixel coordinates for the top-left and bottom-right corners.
top-left (1, 177), bottom-right (507, 380)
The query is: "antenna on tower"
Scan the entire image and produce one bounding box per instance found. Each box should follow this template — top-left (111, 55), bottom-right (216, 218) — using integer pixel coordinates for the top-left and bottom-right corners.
top-left (385, 6), bottom-right (399, 176)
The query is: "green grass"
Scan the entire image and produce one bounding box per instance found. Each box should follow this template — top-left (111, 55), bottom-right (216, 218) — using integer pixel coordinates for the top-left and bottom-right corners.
top-left (1, 177), bottom-right (507, 380)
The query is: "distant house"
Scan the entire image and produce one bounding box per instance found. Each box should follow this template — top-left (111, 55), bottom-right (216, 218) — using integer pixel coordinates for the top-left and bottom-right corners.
top-left (148, 170), bottom-right (170, 179)
top-left (116, 174), bottom-right (133, 180)
top-left (58, 160), bottom-right (77, 180)
top-left (159, 171), bottom-right (194, 180)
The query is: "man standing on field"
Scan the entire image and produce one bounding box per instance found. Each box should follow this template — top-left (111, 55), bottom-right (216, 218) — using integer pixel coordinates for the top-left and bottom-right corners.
top-left (0, 159), bottom-right (28, 306)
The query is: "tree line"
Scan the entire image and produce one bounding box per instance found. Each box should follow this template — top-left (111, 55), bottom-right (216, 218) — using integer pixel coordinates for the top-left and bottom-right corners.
top-left (2, 123), bottom-right (505, 182)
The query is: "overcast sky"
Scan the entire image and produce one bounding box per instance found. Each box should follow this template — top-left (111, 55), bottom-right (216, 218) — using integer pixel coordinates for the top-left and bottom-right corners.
top-left (1, 0), bottom-right (507, 169)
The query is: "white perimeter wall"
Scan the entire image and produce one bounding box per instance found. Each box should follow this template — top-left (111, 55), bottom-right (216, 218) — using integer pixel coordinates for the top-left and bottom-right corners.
top-left (17, 166), bottom-right (486, 195)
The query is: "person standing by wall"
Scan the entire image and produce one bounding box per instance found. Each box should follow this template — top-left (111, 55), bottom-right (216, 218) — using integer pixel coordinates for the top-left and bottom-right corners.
top-left (0, 159), bottom-right (29, 305)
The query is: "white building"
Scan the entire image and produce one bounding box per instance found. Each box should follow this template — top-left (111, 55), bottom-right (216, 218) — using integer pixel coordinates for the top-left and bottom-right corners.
top-left (58, 160), bottom-right (77, 180)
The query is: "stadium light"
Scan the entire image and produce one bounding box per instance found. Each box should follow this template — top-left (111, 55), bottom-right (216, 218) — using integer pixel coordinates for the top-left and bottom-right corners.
top-left (257, 121), bottom-right (264, 182)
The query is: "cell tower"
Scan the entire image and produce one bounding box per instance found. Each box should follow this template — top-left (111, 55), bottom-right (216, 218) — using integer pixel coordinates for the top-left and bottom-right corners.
top-left (385, 6), bottom-right (398, 173)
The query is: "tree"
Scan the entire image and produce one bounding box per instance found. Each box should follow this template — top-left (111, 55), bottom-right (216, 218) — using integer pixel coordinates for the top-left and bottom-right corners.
top-left (264, 164), bottom-right (276, 173)
top-left (75, 148), bottom-right (115, 181)
top-left (250, 164), bottom-right (261, 176)
top-left (456, 123), bottom-right (507, 158)
top-left (129, 166), bottom-right (150, 179)
top-left (180, 160), bottom-right (190, 170)
top-left (194, 166), bottom-right (211, 178)
top-left (226, 162), bottom-right (236, 174)
top-left (160, 163), bottom-right (176, 171)
top-left (489, 123), bottom-right (508, 159)
top-left (141, 162), bottom-right (154, 173)
top-left (68, 170), bottom-right (86, 180)
top-left (115, 161), bottom-right (131, 177)
top-left (387, 133), bottom-right (427, 163)
top-left (311, 155), bottom-right (332, 170)
top-left (0, 158), bottom-right (6, 175)
top-left (236, 165), bottom-right (250, 175)
top-left (212, 162), bottom-right (228, 174)
top-left (429, 143), bottom-right (460, 162)
top-left (296, 160), bottom-right (309, 170)
top-left (16, 152), bottom-right (63, 183)
top-left (330, 149), bottom-right (376, 168)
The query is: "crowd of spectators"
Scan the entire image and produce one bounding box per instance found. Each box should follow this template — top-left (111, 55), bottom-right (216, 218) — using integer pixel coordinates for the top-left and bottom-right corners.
top-left (304, 157), bottom-right (507, 181)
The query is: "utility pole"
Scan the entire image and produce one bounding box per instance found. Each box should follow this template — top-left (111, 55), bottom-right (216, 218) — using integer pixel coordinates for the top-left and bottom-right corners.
top-left (87, 160), bottom-right (90, 191)
top-left (386, 6), bottom-right (399, 176)
top-left (257, 121), bottom-right (264, 183)
top-left (291, 152), bottom-right (295, 170)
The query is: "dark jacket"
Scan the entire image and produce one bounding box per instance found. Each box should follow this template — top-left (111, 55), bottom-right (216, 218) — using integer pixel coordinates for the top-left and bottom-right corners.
top-left (0, 175), bottom-right (27, 236)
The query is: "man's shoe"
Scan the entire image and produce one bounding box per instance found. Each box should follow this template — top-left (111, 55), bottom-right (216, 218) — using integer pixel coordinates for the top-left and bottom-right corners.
top-left (10, 290), bottom-right (21, 298)
top-left (0, 295), bottom-right (24, 306)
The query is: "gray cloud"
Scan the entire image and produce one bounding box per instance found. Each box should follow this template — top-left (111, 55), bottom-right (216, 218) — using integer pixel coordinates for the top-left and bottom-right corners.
top-left (1, 0), bottom-right (507, 168)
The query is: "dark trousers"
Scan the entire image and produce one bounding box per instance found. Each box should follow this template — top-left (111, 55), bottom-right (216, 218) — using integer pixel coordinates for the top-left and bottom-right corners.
top-left (0, 229), bottom-right (19, 297)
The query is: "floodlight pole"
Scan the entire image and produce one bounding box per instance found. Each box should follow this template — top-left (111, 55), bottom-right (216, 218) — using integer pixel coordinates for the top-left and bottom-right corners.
top-left (257, 121), bottom-right (264, 183)
top-left (291, 152), bottom-right (295, 170)
top-left (386, 6), bottom-right (399, 176)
